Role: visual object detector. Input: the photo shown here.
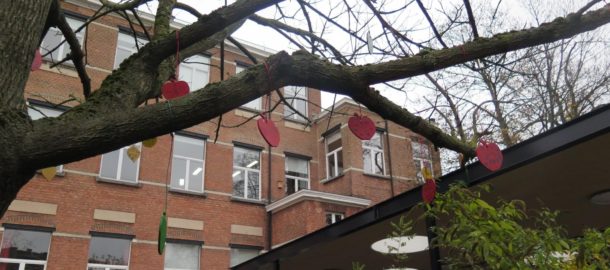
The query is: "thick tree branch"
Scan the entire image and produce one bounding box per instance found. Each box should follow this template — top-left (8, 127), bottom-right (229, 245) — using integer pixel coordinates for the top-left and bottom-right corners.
top-left (21, 3), bottom-right (610, 169)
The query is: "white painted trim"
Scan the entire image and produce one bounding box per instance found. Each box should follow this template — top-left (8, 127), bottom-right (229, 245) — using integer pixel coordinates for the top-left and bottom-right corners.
top-left (266, 189), bottom-right (370, 213)
top-left (132, 239), bottom-right (157, 245)
top-left (203, 245), bottom-right (231, 251)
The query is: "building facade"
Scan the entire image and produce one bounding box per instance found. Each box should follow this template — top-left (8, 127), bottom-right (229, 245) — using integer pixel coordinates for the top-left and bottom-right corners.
top-left (0, 1), bottom-right (440, 269)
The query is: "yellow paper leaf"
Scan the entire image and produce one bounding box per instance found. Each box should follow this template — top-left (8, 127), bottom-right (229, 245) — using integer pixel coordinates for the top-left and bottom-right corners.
top-left (41, 167), bottom-right (56, 181)
top-left (127, 145), bottom-right (141, 162)
top-left (422, 166), bottom-right (433, 180)
top-left (143, 137), bottom-right (157, 148)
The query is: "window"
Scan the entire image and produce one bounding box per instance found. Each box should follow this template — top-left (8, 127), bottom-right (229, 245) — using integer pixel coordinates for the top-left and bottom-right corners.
top-left (230, 247), bottom-right (260, 267)
top-left (0, 228), bottom-right (52, 270)
top-left (87, 236), bottom-right (131, 270)
top-left (285, 156), bottom-right (309, 194)
top-left (283, 86), bottom-right (308, 121)
top-left (325, 131), bottom-right (343, 179)
top-left (236, 65), bottom-right (261, 111)
top-left (28, 104), bottom-right (64, 173)
top-left (99, 144), bottom-right (141, 183)
top-left (363, 131), bottom-right (385, 175)
top-left (232, 147), bottom-right (261, 200)
top-left (40, 17), bottom-right (85, 63)
top-left (114, 32), bottom-right (148, 69)
top-left (326, 212), bottom-right (344, 225)
top-left (412, 140), bottom-right (433, 183)
top-left (164, 242), bottom-right (200, 270)
top-left (179, 54), bottom-right (210, 92)
top-left (171, 135), bottom-right (205, 193)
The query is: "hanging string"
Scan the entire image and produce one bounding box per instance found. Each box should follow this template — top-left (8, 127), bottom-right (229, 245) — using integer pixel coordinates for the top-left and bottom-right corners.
top-left (263, 62), bottom-right (274, 120)
top-left (174, 29), bottom-right (181, 79)
top-left (164, 101), bottom-right (176, 212)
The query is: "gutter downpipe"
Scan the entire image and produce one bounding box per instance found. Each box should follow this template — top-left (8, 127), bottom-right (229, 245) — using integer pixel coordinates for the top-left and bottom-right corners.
top-left (384, 120), bottom-right (395, 196)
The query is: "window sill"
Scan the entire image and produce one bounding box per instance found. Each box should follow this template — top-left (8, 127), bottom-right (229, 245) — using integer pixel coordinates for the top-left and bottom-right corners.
top-left (169, 188), bottom-right (207, 198)
top-left (363, 173), bottom-right (391, 180)
top-left (96, 176), bottom-right (142, 187)
top-left (36, 170), bottom-right (66, 177)
top-left (320, 173), bottom-right (345, 184)
top-left (237, 107), bottom-right (262, 114)
top-left (230, 196), bottom-right (266, 206)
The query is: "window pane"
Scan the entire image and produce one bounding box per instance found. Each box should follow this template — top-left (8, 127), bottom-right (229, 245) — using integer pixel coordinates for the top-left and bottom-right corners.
top-left (100, 149), bottom-right (120, 179)
top-left (114, 48), bottom-right (132, 69)
top-left (232, 169), bottom-right (245, 197)
top-left (337, 150), bottom-right (344, 173)
top-left (412, 141), bottom-right (431, 159)
top-left (297, 179), bottom-right (308, 191)
top-left (286, 178), bottom-right (295, 194)
top-left (233, 148), bottom-right (260, 169)
top-left (247, 171), bottom-right (260, 200)
top-left (363, 148), bottom-right (372, 174)
top-left (115, 33), bottom-right (148, 68)
top-left (88, 237), bottom-right (130, 266)
top-left (374, 151), bottom-right (384, 174)
top-left (180, 55), bottom-right (209, 91)
top-left (283, 86), bottom-right (307, 120)
top-left (0, 229), bottom-right (51, 260)
top-left (285, 157), bottom-right (308, 178)
top-left (327, 133), bottom-right (342, 152)
top-left (0, 263), bottom-right (19, 270)
top-left (230, 248), bottom-right (259, 267)
top-left (120, 147), bottom-right (139, 182)
top-left (41, 28), bottom-right (63, 61)
top-left (174, 136), bottom-right (204, 160)
top-left (414, 160), bottom-right (423, 182)
top-left (164, 243), bottom-right (199, 269)
top-left (24, 265), bottom-right (44, 270)
top-left (28, 106), bottom-right (62, 120)
top-left (242, 98), bottom-right (261, 111)
top-left (364, 132), bottom-right (382, 148)
top-left (171, 158), bottom-right (187, 189)
top-left (327, 154), bottom-right (336, 178)
top-left (188, 160), bottom-right (204, 192)
top-left (326, 214), bottom-right (333, 225)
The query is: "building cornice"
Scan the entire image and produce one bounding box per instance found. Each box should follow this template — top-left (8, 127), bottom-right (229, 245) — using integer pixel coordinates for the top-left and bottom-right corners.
top-left (266, 189), bottom-right (371, 214)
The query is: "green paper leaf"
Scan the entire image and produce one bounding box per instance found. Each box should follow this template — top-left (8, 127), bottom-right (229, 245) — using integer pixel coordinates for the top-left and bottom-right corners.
top-left (158, 212), bottom-right (167, 255)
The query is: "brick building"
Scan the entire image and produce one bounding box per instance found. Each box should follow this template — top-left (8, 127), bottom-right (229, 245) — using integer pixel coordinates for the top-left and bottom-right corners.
top-left (0, 1), bottom-right (440, 269)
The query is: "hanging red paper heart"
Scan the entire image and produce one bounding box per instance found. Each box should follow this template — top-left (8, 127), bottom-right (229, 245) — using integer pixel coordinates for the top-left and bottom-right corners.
top-left (31, 49), bottom-right (42, 71)
top-left (162, 79), bottom-right (189, 100)
top-left (257, 116), bottom-right (280, 147)
top-left (348, 113), bottom-right (376, 140)
top-left (422, 178), bottom-right (436, 204)
top-left (476, 140), bottom-right (503, 171)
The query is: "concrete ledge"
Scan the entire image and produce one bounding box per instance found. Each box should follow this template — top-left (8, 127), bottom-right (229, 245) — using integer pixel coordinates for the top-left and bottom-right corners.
top-left (93, 209), bottom-right (135, 223)
top-left (8, 200), bottom-right (57, 215)
top-left (168, 217), bottom-right (204, 231)
top-left (235, 109), bottom-right (261, 119)
top-left (266, 190), bottom-right (371, 214)
top-left (284, 120), bottom-right (311, 131)
top-left (231, 224), bottom-right (263, 236)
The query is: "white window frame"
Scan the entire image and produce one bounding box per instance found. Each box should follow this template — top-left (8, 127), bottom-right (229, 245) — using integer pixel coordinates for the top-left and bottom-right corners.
top-left (0, 229), bottom-right (52, 270)
top-left (325, 131), bottom-right (343, 179)
top-left (283, 86), bottom-right (308, 121)
top-left (236, 65), bottom-right (262, 111)
top-left (114, 32), bottom-right (148, 69)
top-left (163, 242), bottom-right (201, 270)
top-left (179, 54), bottom-right (210, 92)
top-left (232, 147), bottom-right (262, 200)
top-left (99, 144), bottom-right (141, 184)
top-left (362, 131), bottom-right (385, 175)
top-left (171, 135), bottom-right (206, 193)
top-left (285, 156), bottom-right (310, 194)
top-left (86, 236), bottom-right (132, 270)
top-left (40, 16), bottom-right (86, 64)
top-left (28, 103), bottom-right (65, 174)
top-left (411, 141), bottom-right (433, 184)
top-left (326, 212), bottom-right (344, 225)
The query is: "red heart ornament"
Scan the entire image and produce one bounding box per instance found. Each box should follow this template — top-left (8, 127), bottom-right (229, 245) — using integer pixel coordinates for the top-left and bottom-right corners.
top-left (422, 178), bottom-right (436, 204)
top-left (348, 114), bottom-right (376, 140)
top-left (476, 140), bottom-right (503, 171)
top-left (31, 49), bottom-right (42, 71)
top-left (162, 79), bottom-right (189, 100)
top-left (257, 117), bottom-right (280, 147)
